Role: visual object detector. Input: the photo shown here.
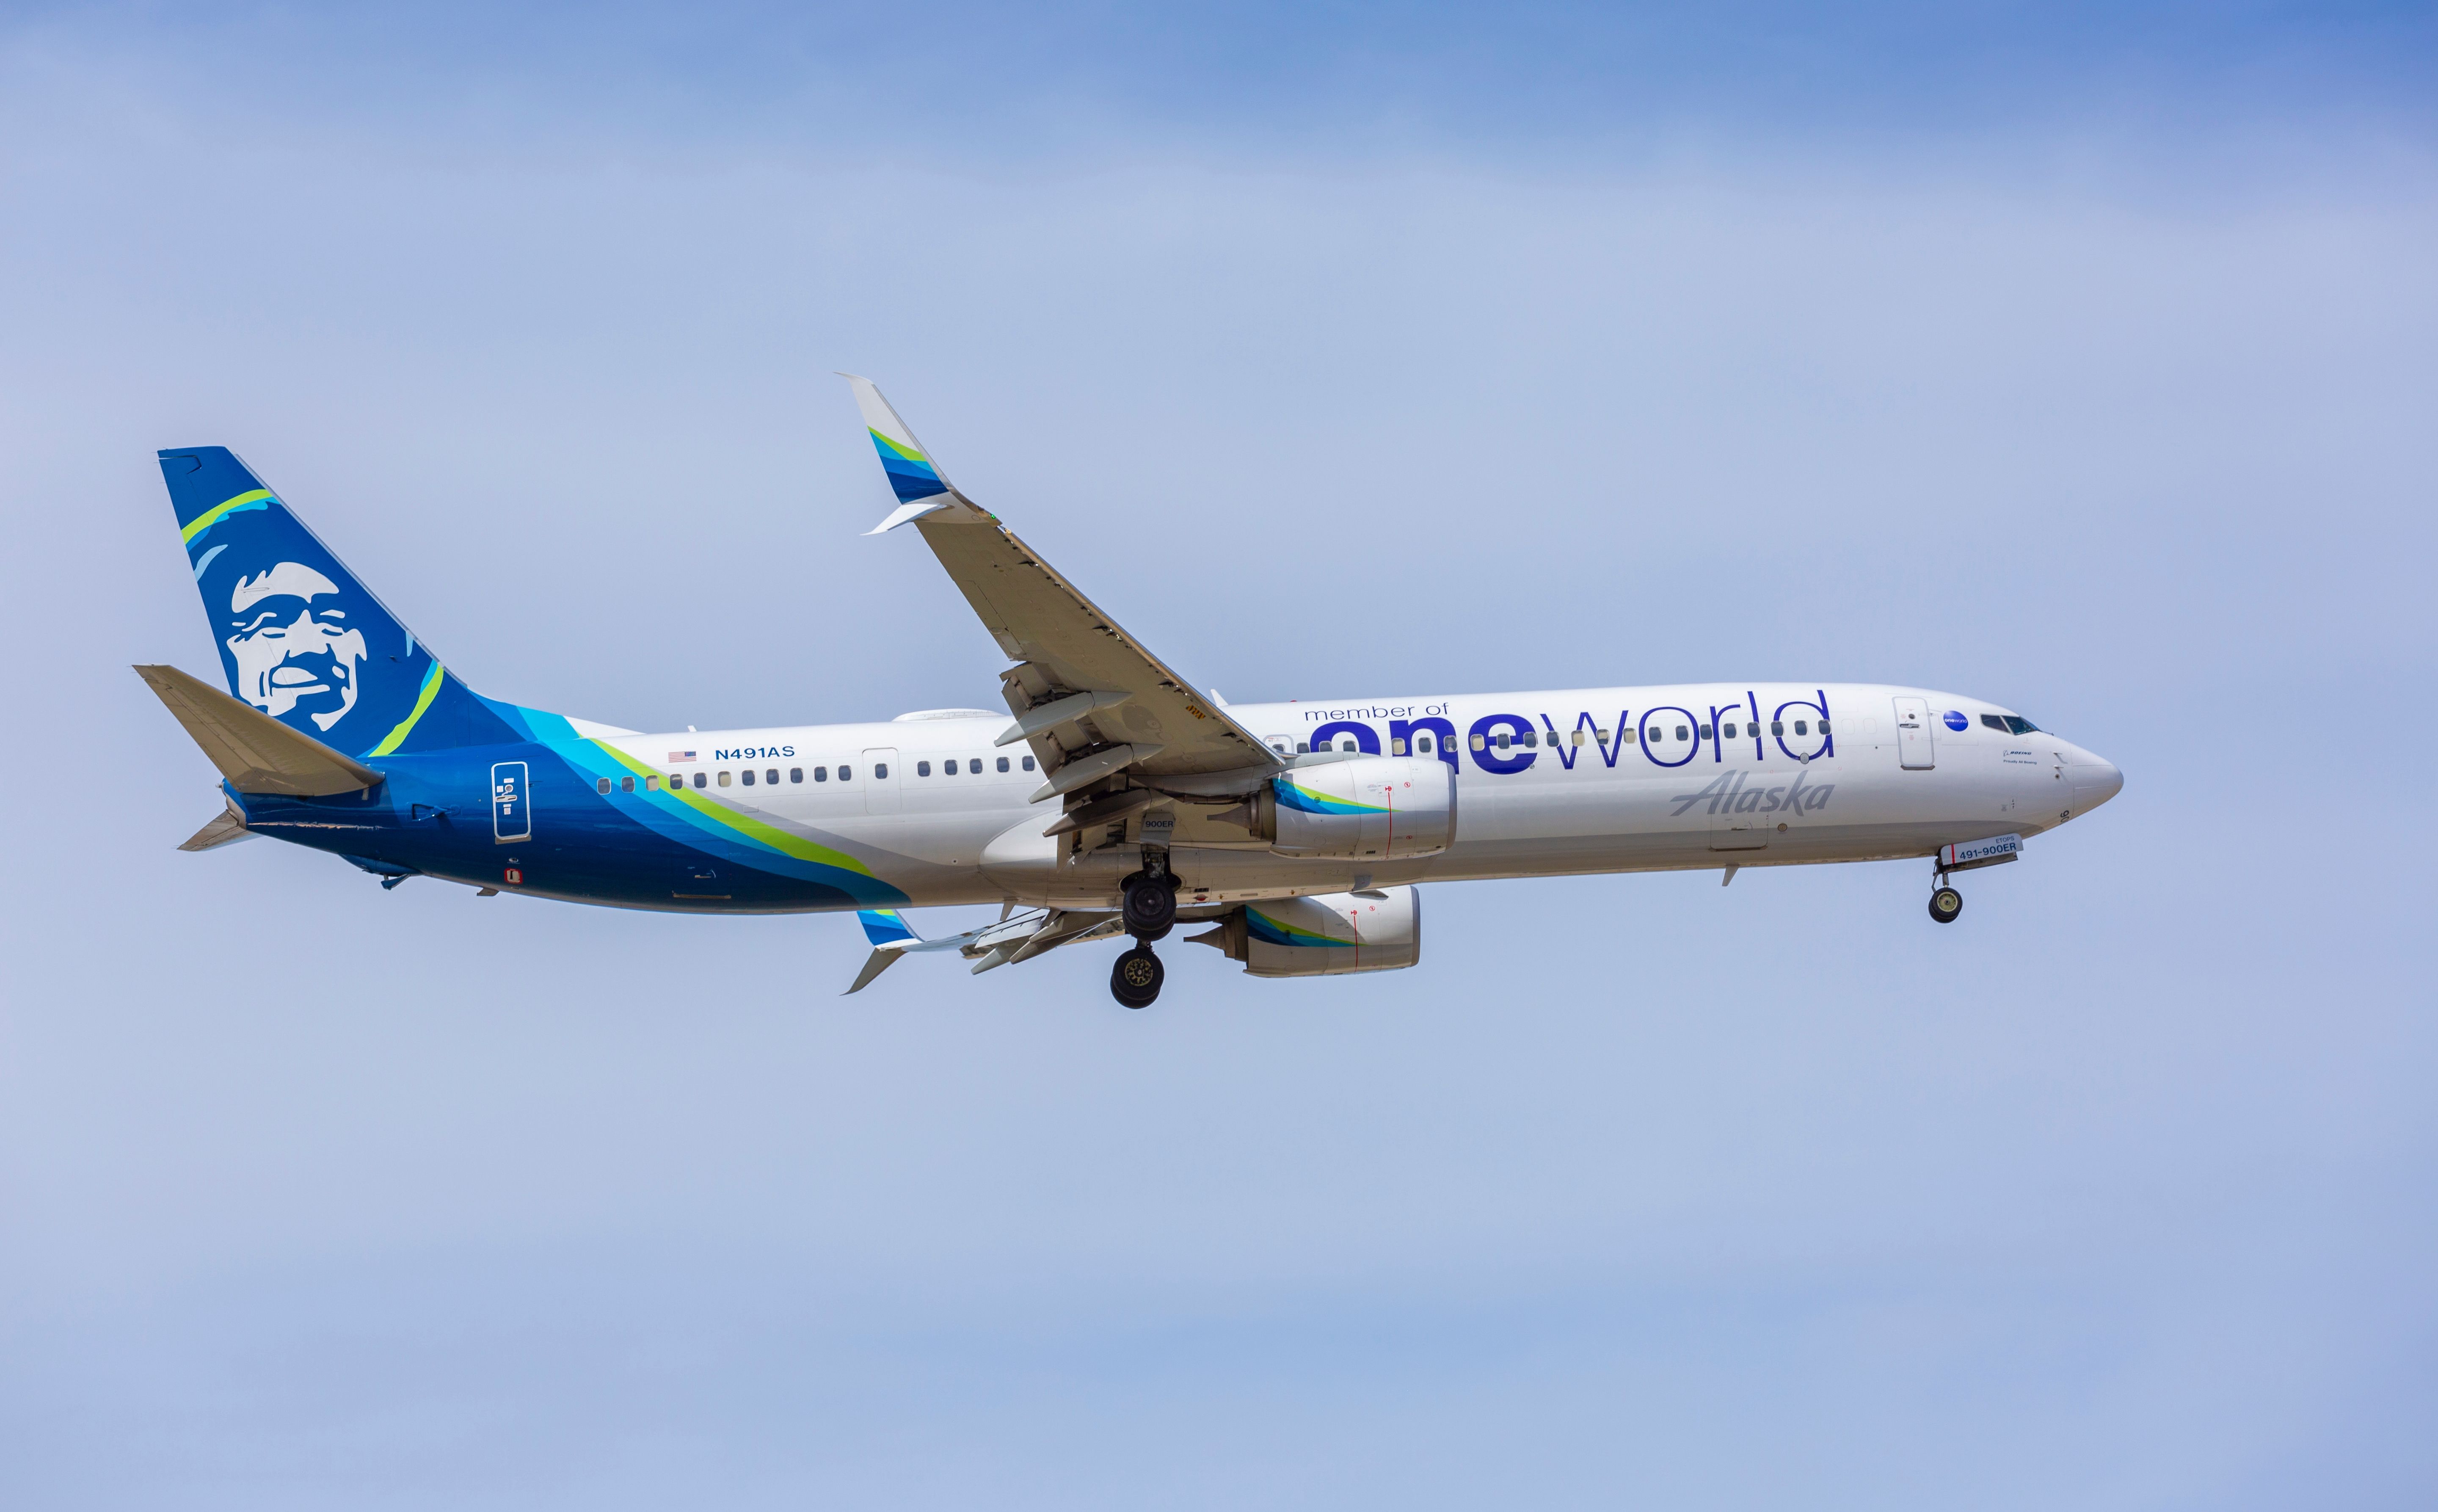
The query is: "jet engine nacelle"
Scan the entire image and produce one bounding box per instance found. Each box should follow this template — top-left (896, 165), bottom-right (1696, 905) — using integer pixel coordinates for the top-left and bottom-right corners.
top-left (1219, 757), bottom-right (1456, 860)
top-left (1188, 886), bottom-right (1421, 977)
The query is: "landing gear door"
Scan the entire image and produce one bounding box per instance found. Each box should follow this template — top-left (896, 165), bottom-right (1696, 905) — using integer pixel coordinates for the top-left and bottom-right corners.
top-left (862, 747), bottom-right (901, 815)
top-left (1892, 697), bottom-right (1935, 770)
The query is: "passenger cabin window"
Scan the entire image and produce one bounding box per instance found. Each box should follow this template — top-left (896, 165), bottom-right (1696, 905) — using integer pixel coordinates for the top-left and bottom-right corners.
top-left (1390, 737), bottom-right (1407, 755)
top-left (693, 772), bottom-right (707, 788)
top-left (719, 771), bottom-right (732, 786)
top-left (1699, 725), bottom-right (1713, 740)
top-left (1297, 741), bottom-right (1310, 753)
top-left (597, 778), bottom-right (611, 794)
top-left (874, 763), bottom-right (888, 779)
top-left (996, 756), bottom-right (1010, 772)
top-left (1418, 736), bottom-right (1434, 753)
top-left (645, 775), bottom-right (659, 790)
top-left (1021, 756), bottom-right (1035, 771)
top-left (1495, 734), bottom-right (1511, 750)
top-left (1340, 739), bottom-right (1356, 752)
top-left (789, 768), bottom-right (802, 783)
top-left (1675, 725), bottom-right (1690, 741)
top-left (1520, 732), bottom-right (1536, 748)
top-left (1771, 720), bottom-right (1784, 735)
top-left (1794, 720), bottom-right (1808, 735)
top-left (621, 775), bottom-right (634, 793)
top-left (838, 765), bottom-right (852, 781)
top-left (741, 769), bottom-right (754, 786)
top-left (1820, 720), bottom-right (1831, 733)
top-left (814, 767), bottom-right (827, 781)
top-left (944, 759), bottom-right (957, 775)
top-left (916, 761), bottom-right (931, 776)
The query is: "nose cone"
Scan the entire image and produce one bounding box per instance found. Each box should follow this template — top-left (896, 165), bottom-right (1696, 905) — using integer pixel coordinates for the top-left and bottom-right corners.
top-left (2071, 756), bottom-right (2123, 817)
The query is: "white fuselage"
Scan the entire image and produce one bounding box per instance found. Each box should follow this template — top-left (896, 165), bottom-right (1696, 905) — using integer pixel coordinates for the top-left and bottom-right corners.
top-left (592, 682), bottom-right (2123, 912)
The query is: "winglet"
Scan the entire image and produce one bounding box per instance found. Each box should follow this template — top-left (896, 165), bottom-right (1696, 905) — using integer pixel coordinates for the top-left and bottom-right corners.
top-left (858, 908), bottom-right (920, 947)
top-left (844, 907), bottom-right (920, 995)
top-left (839, 373), bottom-right (970, 534)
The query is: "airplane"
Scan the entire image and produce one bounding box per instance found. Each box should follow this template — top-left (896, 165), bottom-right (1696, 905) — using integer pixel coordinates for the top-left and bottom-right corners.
top-left (138, 376), bottom-right (2124, 1008)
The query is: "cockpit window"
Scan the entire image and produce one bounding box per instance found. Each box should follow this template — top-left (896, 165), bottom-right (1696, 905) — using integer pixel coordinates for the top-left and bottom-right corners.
top-left (2004, 715), bottom-right (2040, 735)
top-left (1980, 715), bottom-right (2008, 732)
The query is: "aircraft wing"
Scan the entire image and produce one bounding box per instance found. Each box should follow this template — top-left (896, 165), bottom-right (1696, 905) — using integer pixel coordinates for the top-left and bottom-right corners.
top-left (844, 376), bottom-right (1282, 788)
top-left (843, 905), bottom-right (1120, 993)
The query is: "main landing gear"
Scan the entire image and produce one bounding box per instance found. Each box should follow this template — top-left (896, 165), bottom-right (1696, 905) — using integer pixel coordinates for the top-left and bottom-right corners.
top-left (1111, 946), bottom-right (1164, 1009)
top-left (1113, 862), bottom-right (1180, 1008)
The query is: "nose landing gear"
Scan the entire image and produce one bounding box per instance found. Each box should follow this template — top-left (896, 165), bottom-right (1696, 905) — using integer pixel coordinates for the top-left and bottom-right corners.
top-left (1928, 885), bottom-right (1964, 923)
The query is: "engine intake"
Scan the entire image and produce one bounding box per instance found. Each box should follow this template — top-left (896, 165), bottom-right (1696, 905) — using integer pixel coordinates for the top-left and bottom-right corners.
top-left (1214, 756), bottom-right (1456, 860)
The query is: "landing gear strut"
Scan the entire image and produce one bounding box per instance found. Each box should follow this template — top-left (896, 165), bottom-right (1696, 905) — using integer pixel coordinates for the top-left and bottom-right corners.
top-left (1114, 855), bottom-right (1179, 1007)
top-left (1928, 884), bottom-right (1964, 923)
top-left (1111, 945), bottom-right (1164, 1008)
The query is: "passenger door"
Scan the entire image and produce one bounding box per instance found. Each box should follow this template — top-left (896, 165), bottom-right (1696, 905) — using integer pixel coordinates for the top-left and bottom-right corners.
top-left (862, 747), bottom-right (901, 815)
top-left (1892, 697), bottom-right (1935, 770)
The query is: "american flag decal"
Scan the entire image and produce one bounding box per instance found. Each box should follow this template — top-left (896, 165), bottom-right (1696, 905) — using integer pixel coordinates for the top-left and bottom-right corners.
top-left (669, 750), bottom-right (697, 762)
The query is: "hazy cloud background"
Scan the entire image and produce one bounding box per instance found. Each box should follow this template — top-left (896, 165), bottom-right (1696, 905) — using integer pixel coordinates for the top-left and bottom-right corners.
top-left (3, 4), bottom-right (2433, 1507)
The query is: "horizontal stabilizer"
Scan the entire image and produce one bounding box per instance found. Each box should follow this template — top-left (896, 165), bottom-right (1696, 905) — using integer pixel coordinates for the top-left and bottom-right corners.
top-left (134, 663), bottom-right (383, 795)
top-left (179, 798), bottom-right (255, 852)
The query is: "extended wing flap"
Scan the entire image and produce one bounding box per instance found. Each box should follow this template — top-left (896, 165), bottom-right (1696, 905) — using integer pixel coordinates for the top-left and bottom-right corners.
top-left (134, 663), bottom-right (383, 796)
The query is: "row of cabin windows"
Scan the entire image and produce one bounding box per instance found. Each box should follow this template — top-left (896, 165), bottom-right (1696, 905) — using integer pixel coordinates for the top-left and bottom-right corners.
top-left (913, 756), bottom-right (1035, 777)
top-left (594, 753), bottom-right (1038, 795)
top-left (1281, 718), bottom-right (1830, 757)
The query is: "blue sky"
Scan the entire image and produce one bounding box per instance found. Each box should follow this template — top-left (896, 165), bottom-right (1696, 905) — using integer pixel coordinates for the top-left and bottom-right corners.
top-left (2, 5), bottom-right (2434, 1509)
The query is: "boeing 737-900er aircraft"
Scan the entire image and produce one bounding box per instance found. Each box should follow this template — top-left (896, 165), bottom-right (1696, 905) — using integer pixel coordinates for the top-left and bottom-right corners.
top-left (138, 376), bottom-right (2123, 1007)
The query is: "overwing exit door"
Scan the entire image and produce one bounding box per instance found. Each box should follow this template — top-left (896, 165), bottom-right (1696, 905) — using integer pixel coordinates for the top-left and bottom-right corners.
top-left (1892, 697), bottom-right (1935, 770)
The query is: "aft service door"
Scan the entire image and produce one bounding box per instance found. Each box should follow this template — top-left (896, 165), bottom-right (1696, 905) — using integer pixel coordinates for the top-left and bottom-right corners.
top-left (1892, 697), bottom-right (1935, 770)
top-left (862, 747), bottom-right (901, 815)
top-left (491, 761), bottom-right (531, 843)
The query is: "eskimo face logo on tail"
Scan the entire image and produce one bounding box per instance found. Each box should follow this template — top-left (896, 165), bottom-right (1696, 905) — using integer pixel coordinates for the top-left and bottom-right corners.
top-left (225, 562), bottom-right (368, 731)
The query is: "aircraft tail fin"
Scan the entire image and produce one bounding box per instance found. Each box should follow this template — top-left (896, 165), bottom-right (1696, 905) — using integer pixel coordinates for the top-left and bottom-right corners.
top-left (160, 447), bottom-right (588, 757)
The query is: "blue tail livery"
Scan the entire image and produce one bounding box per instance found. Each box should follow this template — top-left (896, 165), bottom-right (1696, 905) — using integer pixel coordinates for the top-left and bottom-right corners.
top-left (163, 447), bottom-right (577, 755)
